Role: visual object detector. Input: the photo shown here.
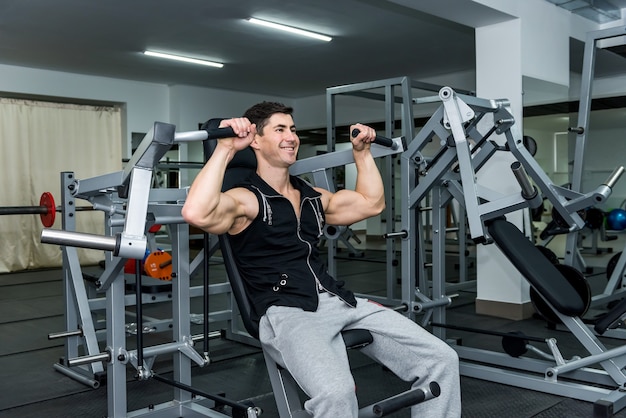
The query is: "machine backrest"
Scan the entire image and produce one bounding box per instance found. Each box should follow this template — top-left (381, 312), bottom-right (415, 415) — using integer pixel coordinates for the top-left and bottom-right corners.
top-left (203, 139), bottom-right (261, 338)
top-left (219, 233), bottom-right (260, 339)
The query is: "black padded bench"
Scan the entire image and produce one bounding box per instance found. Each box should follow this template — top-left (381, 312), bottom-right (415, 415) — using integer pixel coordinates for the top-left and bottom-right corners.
top-left (487, 218), bottom-right (626, 335)
top-left (487, 218), bottom-right (586, 318)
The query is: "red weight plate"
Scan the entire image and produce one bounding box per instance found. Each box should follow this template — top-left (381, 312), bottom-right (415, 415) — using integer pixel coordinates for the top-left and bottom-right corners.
top-left (39, 192), bottom-right (56, 227)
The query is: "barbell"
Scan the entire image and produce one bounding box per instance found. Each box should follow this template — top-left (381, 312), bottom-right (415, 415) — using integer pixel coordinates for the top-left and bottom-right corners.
top-left (0, 192), bottom-right (93, 227)
top-left (9, 192), bottom-right (173, 278)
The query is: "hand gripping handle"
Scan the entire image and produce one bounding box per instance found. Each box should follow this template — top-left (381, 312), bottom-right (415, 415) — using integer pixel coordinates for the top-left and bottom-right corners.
top-left (351, 128), bottom-right (398, 150)
top-left (204, 126), bottom-right (236, 140)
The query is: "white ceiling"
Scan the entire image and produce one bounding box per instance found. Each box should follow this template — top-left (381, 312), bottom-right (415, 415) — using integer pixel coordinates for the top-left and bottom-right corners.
top-left (1, 0), bottom-right (625, 99)
top-left (0, 0), bottom-right (479, 98)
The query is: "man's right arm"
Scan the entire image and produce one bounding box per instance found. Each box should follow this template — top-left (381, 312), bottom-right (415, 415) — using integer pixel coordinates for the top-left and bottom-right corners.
top-left (181, 118), bottom-right (255, 235)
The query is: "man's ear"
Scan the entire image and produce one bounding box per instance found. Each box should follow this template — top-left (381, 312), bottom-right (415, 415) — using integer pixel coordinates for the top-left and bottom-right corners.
top-left (249, 134), bottom-right (261, 150)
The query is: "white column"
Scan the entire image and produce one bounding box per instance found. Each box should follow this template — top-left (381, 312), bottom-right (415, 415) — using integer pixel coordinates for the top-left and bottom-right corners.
top-left (474, 5), bottom-right (570, 319)
top-left (474, 18), bottom-right (530, 319)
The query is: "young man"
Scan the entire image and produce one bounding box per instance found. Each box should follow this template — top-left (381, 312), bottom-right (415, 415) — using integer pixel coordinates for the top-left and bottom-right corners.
top-left (182, 101), bottom-right (461, 417)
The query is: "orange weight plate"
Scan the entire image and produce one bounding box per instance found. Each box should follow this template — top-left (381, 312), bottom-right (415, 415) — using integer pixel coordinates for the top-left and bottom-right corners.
top-left (143, 250), bottom-right (172, 281)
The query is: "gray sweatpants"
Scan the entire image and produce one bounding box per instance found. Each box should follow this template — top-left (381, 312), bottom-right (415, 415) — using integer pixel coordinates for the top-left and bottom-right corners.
top-left (259, 292), bottom-right (461, 417)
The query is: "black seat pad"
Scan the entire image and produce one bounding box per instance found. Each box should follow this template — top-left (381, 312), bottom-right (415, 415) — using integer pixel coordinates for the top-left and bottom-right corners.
top-left (487, 218), bottom-right (585, 317)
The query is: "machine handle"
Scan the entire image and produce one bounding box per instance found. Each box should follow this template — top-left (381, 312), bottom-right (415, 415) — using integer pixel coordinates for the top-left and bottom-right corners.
top-left (511, 161), bottom-right (537, 200)
top-left (174, 127), bottom-right (238, 142)
top-left (41, 229), bottom-right (118, 252)
top-left (351, 128), bottom-right (398, 150)
top-left (370, 381), bottom-right (441, 417)
top-left (205, 126), bottom-right (237, 140)
top-left (604, 166), bottom-right (625, 189)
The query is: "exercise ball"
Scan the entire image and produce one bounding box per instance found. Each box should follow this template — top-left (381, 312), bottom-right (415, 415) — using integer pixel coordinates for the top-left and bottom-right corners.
top-left (607, 208), bottom-right (626, 231)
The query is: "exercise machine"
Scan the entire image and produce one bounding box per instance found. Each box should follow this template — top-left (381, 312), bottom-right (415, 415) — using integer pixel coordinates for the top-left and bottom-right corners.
top-left (562, 25), bottom-right (626, 310)
top-left (39, 118), bottom-right (410, 417)
top-left (325, 76), bottom-right (476, 307)
top-left (395, 85), bottom-right (626, 416)
top-left (41, 122), bottom-right (260, 417)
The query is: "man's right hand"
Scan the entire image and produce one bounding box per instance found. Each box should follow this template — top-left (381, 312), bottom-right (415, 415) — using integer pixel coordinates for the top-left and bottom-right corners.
top-left (218, 117), bottom-right (256, 152)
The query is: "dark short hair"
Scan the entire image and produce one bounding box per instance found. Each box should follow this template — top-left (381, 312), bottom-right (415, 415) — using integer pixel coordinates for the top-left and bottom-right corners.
top-left (243, 101), bottom-right (293, 135)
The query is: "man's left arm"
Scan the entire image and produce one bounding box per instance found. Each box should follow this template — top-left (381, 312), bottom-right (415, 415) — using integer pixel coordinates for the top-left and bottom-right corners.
top-left (320, 124), bottom-right (385, 226)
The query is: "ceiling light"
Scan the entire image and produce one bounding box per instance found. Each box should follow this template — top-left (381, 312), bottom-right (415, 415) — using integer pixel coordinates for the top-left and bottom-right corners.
top-left (544, 0), bottom-right (622, 23)
top-left (143, 51), bottom-right (224, 68)
top-left (247, 18), bottom-right (332, 42)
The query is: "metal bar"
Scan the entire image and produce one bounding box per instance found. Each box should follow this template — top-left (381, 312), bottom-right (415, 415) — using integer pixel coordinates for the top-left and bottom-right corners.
top-left (53, 363), bottom-right (100, 389)
top-left (0, 206), bottom-right (93, 215)
top-left (134, 259), bottom-right (144, 376)
top-left (290, 137), bottom-right (404, 176)
top-left (151, 373), bottom-right (260, 414)
top-left (511, 161), bottom-right (537, 200)
top-left (203, 232), bottom-right (210, 356)
top-left (432, 322), bottom-right (546, 343)
top-left (48, 329), bottom-right (83, 340)
top-left (0, 206), bottom-right (47, 215)
top-left (174, 130), bottom-right (208, 142)
top-left (41, 229), bottom-right (118, 252)
top-left (604, 166), bottom-right (625, 189)
top-left (191, 330), bottom-right (223, 342)
top-left (67, 351), bottom-right (111, 367)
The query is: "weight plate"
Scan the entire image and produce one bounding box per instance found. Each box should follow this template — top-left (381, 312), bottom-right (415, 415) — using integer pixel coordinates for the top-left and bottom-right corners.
top-left (39, 192), bottom-right (56, 227)
top-left (144, 250), bottom-right (172, 281)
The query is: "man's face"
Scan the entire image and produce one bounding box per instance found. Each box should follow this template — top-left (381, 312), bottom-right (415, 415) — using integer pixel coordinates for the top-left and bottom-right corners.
top-left (254, 113), bottom-right (299, 167)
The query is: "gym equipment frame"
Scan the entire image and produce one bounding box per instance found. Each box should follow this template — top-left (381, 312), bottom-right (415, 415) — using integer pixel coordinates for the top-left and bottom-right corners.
top-left (41, 123), bottom-right (260, 417)
top-left (39, 119), bottom-right (406, 417)
top-left (398, 86), bottom-right (626, 417)
top-left (563, 25), bottom-right (626, 311)
top-left (325, 76), bottom-right (476, 308)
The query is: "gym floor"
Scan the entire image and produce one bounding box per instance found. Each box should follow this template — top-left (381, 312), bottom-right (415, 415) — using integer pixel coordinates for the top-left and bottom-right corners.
top-left (2, 232), bottom-right (626, 418)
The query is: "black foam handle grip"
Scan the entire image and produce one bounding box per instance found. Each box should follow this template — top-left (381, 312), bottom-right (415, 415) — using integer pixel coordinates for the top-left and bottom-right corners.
top-left (351, 128), bottom-right (397, 150)
top-left (594, 298), bottom-right (626, 335)
top-left (371, 382), bottom-right (440, 416)
top-left (204, 127), bottom-right (236, 140)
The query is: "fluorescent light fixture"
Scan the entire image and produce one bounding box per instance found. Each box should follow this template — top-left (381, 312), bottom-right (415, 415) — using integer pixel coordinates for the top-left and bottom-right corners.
top-left (143, 50), bottom-right (223, 68)
top-left (247, 17), bottom-right (332, 42)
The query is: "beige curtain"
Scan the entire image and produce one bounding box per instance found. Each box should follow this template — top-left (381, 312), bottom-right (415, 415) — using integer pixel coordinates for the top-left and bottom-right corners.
top-left (0, 98), bottom-right (122, 272)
